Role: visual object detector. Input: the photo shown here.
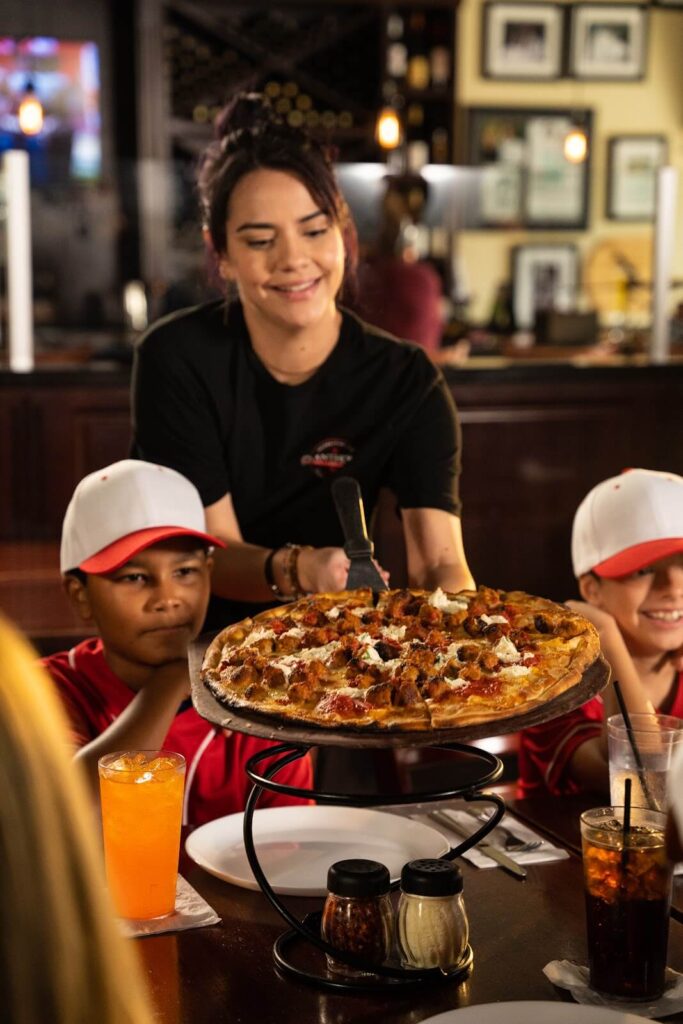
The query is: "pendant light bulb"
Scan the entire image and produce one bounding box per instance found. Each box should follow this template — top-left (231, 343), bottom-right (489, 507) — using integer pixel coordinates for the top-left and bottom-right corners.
top-left (18, 82), bottom-right (44, 136)
top-left (376, 107), bottom-right (402, 150)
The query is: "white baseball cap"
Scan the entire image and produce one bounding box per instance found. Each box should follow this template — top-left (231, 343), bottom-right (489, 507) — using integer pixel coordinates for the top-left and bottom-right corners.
top-left (571, 468), bottom-right (683, 578)
top-left (60, 460), bottom-right (225, 574)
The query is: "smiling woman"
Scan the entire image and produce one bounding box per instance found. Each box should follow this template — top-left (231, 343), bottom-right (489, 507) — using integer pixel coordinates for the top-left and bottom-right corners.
top-left (131, 92), bottom-right (474, 632)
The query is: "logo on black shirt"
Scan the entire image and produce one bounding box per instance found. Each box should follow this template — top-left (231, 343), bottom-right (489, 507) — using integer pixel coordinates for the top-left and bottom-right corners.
top-left (301, 438), bottom-right (354, 477)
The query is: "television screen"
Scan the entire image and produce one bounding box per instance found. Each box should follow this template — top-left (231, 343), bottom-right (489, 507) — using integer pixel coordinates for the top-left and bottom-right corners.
top-left (0, 36), bottom-right (101, 183)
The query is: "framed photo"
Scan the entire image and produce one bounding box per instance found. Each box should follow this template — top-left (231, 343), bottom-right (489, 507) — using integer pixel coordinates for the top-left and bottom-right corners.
top-left (467, 107), bottom-right (592, 230)
top-left (512, 244), bottom-right (579, 330)
top-left (482, 2), bottom-right (565, 80)
top-left (569, 4), bottom-right (648, 80)
top-left (607, 135), bottom-right (668, 221)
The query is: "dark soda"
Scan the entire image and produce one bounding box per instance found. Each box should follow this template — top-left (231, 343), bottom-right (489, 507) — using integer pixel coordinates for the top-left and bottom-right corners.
top-left (581, 816), bottom-right (672, 1001)
top-left (585, 891), bottom-right (670, 999)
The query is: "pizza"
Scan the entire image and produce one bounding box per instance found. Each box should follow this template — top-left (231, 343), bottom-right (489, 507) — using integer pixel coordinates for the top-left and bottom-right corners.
top-left (201, 586), bottom-right (601, 732)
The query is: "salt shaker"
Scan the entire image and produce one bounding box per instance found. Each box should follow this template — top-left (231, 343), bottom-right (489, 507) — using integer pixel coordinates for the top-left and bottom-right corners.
top-left (321, 858), bottom-right (393, 977)
top-left (397, 858), bottom-right (469, 970)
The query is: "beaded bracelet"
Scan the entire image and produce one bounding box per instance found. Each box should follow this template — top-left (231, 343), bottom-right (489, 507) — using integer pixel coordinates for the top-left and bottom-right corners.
top-left (283, 543), bottom-right (314, 599)
top-left (263, 547), bottom-right (291, 602)
top-left (263, 544), bottom-right (313, 601)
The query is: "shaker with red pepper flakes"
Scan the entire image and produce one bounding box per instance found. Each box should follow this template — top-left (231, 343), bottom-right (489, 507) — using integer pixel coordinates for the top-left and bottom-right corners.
top-left (321, 858), bottom-right (393, 977)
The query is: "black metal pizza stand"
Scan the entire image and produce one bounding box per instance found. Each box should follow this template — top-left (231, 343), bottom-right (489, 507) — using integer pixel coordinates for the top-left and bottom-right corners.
top-left (242, 740), bottom-right (504, 992)
top-left (188, 639), bottom-right (610, 993)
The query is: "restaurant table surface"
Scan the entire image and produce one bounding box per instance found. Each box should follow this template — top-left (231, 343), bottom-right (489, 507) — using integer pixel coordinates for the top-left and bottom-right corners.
top-left (135, 794), bottom-right (683, 1024)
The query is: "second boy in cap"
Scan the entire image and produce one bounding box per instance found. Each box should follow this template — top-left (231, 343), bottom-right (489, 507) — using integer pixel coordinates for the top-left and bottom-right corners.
top-left (518, 468), bottom-right (683, 798)
top-left (47, 459), bottom-right (311, 824)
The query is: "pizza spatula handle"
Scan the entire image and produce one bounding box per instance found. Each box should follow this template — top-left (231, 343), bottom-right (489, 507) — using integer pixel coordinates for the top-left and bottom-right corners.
top-left (331, 476), bottom-right (374, 560)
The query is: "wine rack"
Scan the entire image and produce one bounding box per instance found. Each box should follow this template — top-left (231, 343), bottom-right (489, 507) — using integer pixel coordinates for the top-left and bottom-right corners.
top-left (381, 4), bottom-right (456, 170)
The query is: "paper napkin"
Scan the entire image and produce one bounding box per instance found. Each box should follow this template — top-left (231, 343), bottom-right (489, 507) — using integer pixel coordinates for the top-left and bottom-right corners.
top-left (120, 875), bottom-right (221, 938)
top-left (420, 807), bottom-right (570, 869)
top-left (544, 960), bottom-right (683, 1018)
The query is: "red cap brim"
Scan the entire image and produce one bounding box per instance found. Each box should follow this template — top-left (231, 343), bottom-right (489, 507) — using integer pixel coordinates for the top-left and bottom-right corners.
top-left (593, 537), bottom-right (683, 579)
top-left (79, 526), bottom-right (225, 574)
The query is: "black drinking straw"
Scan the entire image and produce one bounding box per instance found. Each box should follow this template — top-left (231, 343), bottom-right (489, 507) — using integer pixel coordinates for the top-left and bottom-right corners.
top-left (620, 777), bottom-right (632, 878)
top-left (612, 680), bottom-right (658, 812)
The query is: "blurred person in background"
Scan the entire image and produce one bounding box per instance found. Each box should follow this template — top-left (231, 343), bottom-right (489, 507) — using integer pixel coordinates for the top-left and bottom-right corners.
top-left (0, 614), bottom-right (153, 1024)
top-left (353, 174), bottom-right (470, 367)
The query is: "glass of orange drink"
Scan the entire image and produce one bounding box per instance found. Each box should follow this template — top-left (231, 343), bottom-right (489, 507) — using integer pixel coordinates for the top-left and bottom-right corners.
top-left (98, 750), bottom-right (186, 920)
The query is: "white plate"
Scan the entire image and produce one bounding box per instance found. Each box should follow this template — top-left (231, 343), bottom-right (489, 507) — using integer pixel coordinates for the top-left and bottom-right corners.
top-left (418, 1002), bottom-right (650, 1024)
top-left (185, 805), bottom-right (449, 896)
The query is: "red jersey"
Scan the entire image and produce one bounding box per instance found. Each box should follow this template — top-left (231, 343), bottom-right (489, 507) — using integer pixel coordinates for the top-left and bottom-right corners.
top-left (43, 638), bottom-right (313, 826)
top-left (517, 672), bottom-right (683, 798)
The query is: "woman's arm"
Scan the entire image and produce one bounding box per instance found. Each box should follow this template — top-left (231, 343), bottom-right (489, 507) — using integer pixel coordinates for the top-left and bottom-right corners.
top-left (205, 493), bottom-right (352, 599)
top-left (401, 507), bottom-right (475, 592)
top-left (566, 600), bottom-right (655, 793)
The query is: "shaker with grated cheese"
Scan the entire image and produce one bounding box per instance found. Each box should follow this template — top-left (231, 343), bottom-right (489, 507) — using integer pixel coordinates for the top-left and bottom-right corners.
top-left (397, 859), bottom-right (469, 971)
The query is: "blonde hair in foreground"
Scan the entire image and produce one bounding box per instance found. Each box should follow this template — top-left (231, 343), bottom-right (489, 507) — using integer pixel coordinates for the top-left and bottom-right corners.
top-left (0, 616), bottom-right (153, 1024)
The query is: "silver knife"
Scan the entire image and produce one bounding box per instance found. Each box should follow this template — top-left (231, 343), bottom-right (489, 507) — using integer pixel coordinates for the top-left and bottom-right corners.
top-left (428, 810), bottom-right (527, 880)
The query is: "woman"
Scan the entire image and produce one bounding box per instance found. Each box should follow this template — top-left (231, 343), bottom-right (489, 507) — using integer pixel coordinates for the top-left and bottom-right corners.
top-left (0, 615), bottom-right (153, 1024)
top-left (132, 93), bottom-right (474, 627)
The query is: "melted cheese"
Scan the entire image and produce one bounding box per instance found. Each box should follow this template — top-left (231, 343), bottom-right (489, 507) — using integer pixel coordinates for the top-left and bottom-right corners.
top-left (243, 627), bottom-right (276, 646)
top-left (499, 664), bottom-right (531, 679)
top-left (428, 587), bottom-right (469, 614)
top-left (480, 614), bottom-right (508, 626)
top-left (382, 624), bottom-right (407, 641)
top-left (277, 642), bottom-right (340, 669)
top-left (494, 636), bottom-right (521, 664)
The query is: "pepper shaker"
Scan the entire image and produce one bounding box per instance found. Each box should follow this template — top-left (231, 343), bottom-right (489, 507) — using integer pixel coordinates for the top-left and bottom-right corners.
top-left (397, 859), bottom-right (469, 970)
top-left (321, 858), bottom-right (393, 977)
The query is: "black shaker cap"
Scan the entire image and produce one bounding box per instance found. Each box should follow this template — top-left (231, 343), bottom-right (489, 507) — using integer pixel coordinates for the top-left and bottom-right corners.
top-left (401, 858), bottom-right (463, 896)
top-left (327, 859), bottom-right (391, 897)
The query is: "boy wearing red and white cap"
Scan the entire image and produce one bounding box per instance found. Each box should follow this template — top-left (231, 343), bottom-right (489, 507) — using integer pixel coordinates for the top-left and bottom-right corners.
top-left (518, 468), bottom-right (683, 798)
top-left (47, 459), bottom-right (311, 825)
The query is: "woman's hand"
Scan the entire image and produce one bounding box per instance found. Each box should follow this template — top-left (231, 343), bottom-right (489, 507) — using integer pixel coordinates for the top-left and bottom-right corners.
top-left (297, 546), bottom-right (389, 594)
top-left (297, 547), bottom-right (349, 594)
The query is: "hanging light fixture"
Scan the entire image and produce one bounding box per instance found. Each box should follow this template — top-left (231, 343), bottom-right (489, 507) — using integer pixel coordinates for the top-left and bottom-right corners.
top-left (375, 106), bottom-right (402, 150)
top-left (18, 79), bottom-right (44, 136)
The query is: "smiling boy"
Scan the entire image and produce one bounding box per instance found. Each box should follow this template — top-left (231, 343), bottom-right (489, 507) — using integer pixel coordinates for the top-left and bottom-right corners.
top-left (519, 469), bottom-right (683, 797)
top-left (45, 460), bottom-right (312, 824)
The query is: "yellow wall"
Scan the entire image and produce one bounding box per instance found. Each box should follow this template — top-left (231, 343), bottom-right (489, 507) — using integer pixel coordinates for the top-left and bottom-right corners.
top-left (456, 0), bottom-right (683, 323)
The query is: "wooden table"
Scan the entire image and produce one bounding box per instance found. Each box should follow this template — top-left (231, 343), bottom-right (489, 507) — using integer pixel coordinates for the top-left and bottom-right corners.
top-left (135, 799), bottom-right (683, 1024)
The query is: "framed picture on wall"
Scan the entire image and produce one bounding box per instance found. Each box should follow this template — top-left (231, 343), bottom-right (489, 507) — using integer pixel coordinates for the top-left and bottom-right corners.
top-left (512, 244), bottom-right (579, 330)
top-left (569, 4), bottom-right (648, 80)
top-left (482, 2), bottom-right (565, 80)
top-left (467, 107), bottom-right (592, 230)
top-left (607, 135), bottom-right (668, 221)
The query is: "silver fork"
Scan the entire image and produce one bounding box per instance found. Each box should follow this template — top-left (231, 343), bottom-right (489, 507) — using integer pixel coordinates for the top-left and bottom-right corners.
top-left (466, 810), bottom-right (542, 852)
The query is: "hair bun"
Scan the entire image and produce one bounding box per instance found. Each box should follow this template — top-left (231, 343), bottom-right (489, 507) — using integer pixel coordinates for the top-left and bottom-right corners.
top-left (214, 92), bottom-right (278, 142)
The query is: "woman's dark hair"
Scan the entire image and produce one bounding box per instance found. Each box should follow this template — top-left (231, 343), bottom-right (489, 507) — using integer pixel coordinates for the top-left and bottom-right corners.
top-left (197, 93), bottom-right (357, 292)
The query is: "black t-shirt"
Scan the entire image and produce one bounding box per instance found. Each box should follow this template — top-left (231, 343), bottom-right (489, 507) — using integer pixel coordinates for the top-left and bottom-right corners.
top-left (131, 300), bottom-right (461, 625)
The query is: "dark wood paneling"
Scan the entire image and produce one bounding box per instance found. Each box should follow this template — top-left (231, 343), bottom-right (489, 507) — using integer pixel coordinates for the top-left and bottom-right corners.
top-left (3, 363), bottom-right (683, 607)
top-left (451, 366), bottom-right (683, 601)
